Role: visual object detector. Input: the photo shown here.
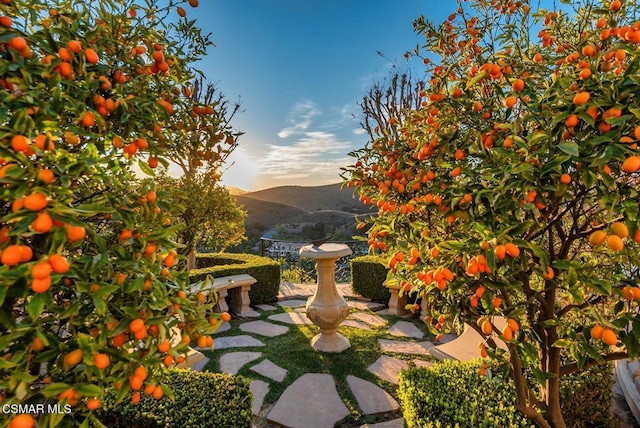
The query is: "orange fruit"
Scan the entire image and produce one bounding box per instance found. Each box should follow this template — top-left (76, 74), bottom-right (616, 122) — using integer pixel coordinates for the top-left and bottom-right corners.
top-left (82, 111), bottom-right (95, 127)
top-left (197, 335), bottom-right (208, 348)
top-left (589, 230), bottom-right (607, 246)
top-left (129, 375), bottom-right (144, 390)
top-left (494, 245), bottom-right (506, 260)
top-left (606, 234), bottom-right (624, 251)
top-left (560, 173), bottom-right (571, 184)
top-left (188, 0), bottom-right (199, 6)
top-left (8, 414), bottom-right (35, 428)
top-left (163, 254), bottom-right (175, 268)
top-left (8, 36), bottom-right (27, 51)
top-left (158, 340), bottom-right (171, 353)
top-left (146, 191), bottom-right (157, 203)
top-left (565, 114), bottom-right (578, 128)
top-left (1, 245), bottom-right (23, 266)
top-left (84, 48), bottom-right (99, 64)
top-left (492, 296), bottom-right (502, 308)
top-left (610, 222), bottom-right (629, 238)
top-left (504, 96), bottom-right (517, 108)
top-left (48, 254), bottom-right (70, 273)
top-left (512, 79), bottom-right (525, 92)
top-left (0, 16), bottom-right (12, 28)
top-left (542, 266), bottom-right (555, 280)
top-left (144, 383), bottom-right (156, 395)
top-left (590, 325), bottom-right (604, 340)
top-left (572, 92), bottom-right (590, 105)
top-left (610, 0), bottom-right (621, 12)
top-left (501, 325), bottom-right (513, 341)
top-left (63, 349), bottom-right (83, 368)
top-left (32, 262), bottom-right (52, 279)
top-left (622, 156), bottom-right (640, 173)
top-left (23, 192), bottom-right (48, 211)
top-left (221, 312), bottom-right (232, 322)
top-left (93, 353), bottom-right (110, 369)
top-left (131, 391), bottom-right (141, 404)
top-left (0, 226), bottom-right (9, 243)
top-left (58, 47), bottom-right (72, 61)
top-left (38, 169), bottom-right (55, 183)
top-left (505, 242), bottom-right (520, 257)
top-left (65, 224), bottom-right (86, 242)
top-left (19, 245), bottom-right (33, 262)
top-left (507, 318), bottom-right (519, 332)
top-left (152, 386), bottom-right (164, 399)
top-left (481, 320), bottom-right (493, 335)
top-left (67, 40), bottom-right (82, 53)
top-left (129, 318), bottom-right (145, 333)
top-left (31, 276), bottom-right (52, 293)
top-left (32, 212), bottom-right (53, 233)
top-left (58, 388), bottom-right (79, 405)
top-left (111, 333), bottom-right (127, 347)
top-left (10, 135), bottom-right (30, 152)
top-left (32, 336), bottom-right (46, 351)
top-left (86, 398), bottom-right (100, 411)
top-left (163, 354), bottom-right (174, 367)
top-left (602, 328), bottom-right (617, 346)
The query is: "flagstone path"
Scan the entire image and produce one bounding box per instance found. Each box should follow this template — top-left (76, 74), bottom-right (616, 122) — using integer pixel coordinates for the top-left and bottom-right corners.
top-left (184, 282), bottom-right (475, 427)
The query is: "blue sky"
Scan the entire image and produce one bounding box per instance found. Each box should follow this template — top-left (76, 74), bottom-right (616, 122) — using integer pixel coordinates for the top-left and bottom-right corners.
top-left (190, 1), bottom-right (559, 191)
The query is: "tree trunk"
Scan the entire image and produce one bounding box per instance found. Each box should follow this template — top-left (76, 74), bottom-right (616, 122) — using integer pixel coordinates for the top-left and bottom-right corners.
top-left (544, 339), bottom-right (566, 428)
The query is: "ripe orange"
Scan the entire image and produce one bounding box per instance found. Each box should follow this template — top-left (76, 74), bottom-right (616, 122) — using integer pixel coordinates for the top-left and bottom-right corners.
top-left (58, 388), bottom-right (79, 406)
top-left (0, 16), bottom-right (12, 28)
top-left (505, 242), bottom-right (520, 257)
top-left (129, 318), bottom-right (145, 333)
top-left (622, 156), bottom-right (640, 173)
top-left (10, 135), bottom-right (30, 152)
top-left (572, 92), bottom-right (590, 105)
top-left (504, 96), bottom-right (517, 108)
top-left (86, 398), bottom-right (100, 411)
top-left (501, 325), bottom-right (513, 341)
top-left (606, 234), bottom-right (624, 251)
top-left (65, 224), bottom-right (86, 242)
top-left (63, 349), bottom-right (83, 368)
top-left (93, 353), bottom-right (110, 369)
top-left (82, 111), bottom-right (96, 127)
top-left (1, 245), bottom-right (23, 266)
top-left (590, 325), bottom-right (604, 340)
top-left (163, 354), bottom-right (174, 367)
top-left (111, 333), bottom-right (127, 347)
top-left (481, 320), bottom-right (493, 335)
top-left (32, 212), bottom-right (53, 233)
top-left (560, 173), bottom-right (571, 184)
top-left (221, 312), bottom-right (232, 322)
top-left (31, 276), bottom-right (52, 293)
top-left (610, 0), bottom-right (621, 12)
top-left (507, 318), bottom-right (519, 332)
top-left (589, 230), bottom-right (607, 246)
top-left (610, 222), bottom-right (629, 238)
top-left (131, 391), bottom-right (141, 404)
top-left (32, 336), bottom-right (46, 351)
top-left (129, 375), bottom-right (144, 390)
top-left (492, 296), bottom-right (502, 308)
top-left (565, 114), bottom-right (578, 128)
top-left (8, 36), bottom-right (27, 51)
top-left (67, 40), bottom-right (82, 53)
top-left (602, 328), bottom-right (617, 346)
top-left (146, 191), bottom-right (157, 203)
top-left (152, 386), bottom-right (164, 400)
top-left (8, 414), bottom-right (35, 428)
top-left (158, 340), bottom-right (171, 353)
top-left (38, 169), bottom-right (55, 183)
top-left (494, 245), bottom-right (506, 260)
top-left (542, 266), bottom-right (555, 280)
top-left (188, 0), bottom-right (199, 7)
top-left (512, 79), bottom-right (525, 92)
top-left (48, 254), bottom-right (70, 273)
top-left (23, 192), bottom-right (48, 211)
top-left (32, 262), bottom-right (52, 279)
top-left (84, 48), bottom-right (99, 64)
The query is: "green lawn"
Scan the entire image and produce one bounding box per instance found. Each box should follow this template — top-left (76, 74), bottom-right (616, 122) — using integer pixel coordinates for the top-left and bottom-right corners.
top-left (202, 304), bottom-right (437, 426)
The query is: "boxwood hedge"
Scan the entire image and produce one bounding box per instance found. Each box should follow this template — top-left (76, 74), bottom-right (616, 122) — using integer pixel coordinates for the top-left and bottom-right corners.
top-left (189, 252), bottom-right (280, 304)
top-left (98, 368), bottom-right (253, 428)
top-left (350, 255), bottom-right (390, 302)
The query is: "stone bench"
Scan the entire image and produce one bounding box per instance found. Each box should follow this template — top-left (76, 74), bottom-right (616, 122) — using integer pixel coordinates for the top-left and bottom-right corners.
top-left (191, 274), bottom-right (257, 317)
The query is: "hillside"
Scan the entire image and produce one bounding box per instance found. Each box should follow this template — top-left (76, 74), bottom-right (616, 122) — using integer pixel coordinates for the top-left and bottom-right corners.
top-left (264, 210), bottom-right (369, 241)
top-left (240, 183), bottom-right (369, 214)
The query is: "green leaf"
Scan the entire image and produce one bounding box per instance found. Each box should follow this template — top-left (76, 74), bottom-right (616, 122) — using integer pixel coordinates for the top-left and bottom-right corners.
top-left (567, 267), bottom-right (578, 286)
top-left (77, 384), bottom-right (103, 396)
top-left (587, 278), bottom-right (612, 295)
top-left (0, 286), bottom-right (6, 306)
top-left (138, 159), bottom-right (155, 176)
top-left (552, 339), bottom-right (570, 348)
top-left (27, 294), bottom-right (45, 321)
top-left (557, 142), bottom-right (579, 157)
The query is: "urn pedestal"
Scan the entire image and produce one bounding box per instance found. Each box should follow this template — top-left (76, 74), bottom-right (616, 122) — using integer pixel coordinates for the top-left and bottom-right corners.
top-left (299, 243), bottom-right (352, 353)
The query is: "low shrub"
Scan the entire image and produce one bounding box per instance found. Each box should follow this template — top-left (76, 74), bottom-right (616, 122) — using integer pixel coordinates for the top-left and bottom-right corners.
top-left (398, 360), bottom-right (534, 428)
top-left (560, 363), bottom-right (614, 427)
top-left (350, 255), bottom-right (390, 302)
top-left (98, 368), bottom-right (253, 428)
top-left (190, 252), bottom-right (280, 304)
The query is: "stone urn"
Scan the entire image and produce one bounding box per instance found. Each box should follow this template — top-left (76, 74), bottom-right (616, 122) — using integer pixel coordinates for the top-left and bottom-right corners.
top-left (299, 243), bottom-right (352, 353)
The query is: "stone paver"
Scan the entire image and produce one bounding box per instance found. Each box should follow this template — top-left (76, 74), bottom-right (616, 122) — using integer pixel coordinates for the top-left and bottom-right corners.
top-left (341, 320), bottom-right (372, 330)
top-left (219, 351), bottom-right (262, 375)
top-left (360, 418), bottom-right (405, 428)
top-left (367, 355), bottom-right (409, 385)
top-left (255, 303), bottom-right (277, 311)
top-left (213, 335), bottom-right (265, 350)
top-left (388, 321), bottom-right (424, 339)
top-left (348, 300), bottom-right (386, 311)
top-left (250, 359), bottom-right (288, 382)
top-left (240, 320), bottom-right (289, 337)
top-left (267, 373), bottom-right (350, 428)
top-left (375, 309), bottom-right (412, 318)
top-left (378, 339), bottom-right (434, 356)
top-left (277, 299), bottom-right (308, 308)
top-left (278, 282), bottom-right (315, 298)
top-left (347, 375), bottom-right (399, 415)
top-left (212, 322), bottom-right (231, 335)
top-left (413, 359), bottom-right (434, 369)
top-left (268, 312), bottom-right (314, 325)
top-left (350, 312), bottom-right (388, 327)
top-left (188, 356), bottom-right (210, 372)
top-left (236, 309), bottom-right (261, 318)
top-left (250, 380), bottom-right (269, 415)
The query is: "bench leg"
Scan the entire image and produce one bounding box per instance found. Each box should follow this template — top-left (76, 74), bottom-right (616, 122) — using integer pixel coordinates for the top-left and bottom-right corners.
top-left (214, 290), bottom-right (229, 313)
top-left (229, 284), bottom-right (251, 316)
top-left (387, 288), bottom-right (409, 316)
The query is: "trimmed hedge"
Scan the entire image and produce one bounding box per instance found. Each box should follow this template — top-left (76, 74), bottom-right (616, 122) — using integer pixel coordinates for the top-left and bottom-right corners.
top-left (350, 255), bottom-right (390, 302)
top-left (189, 252), bottom-right (280, 304)
top-left (398, 360), bottom-right (534, 428)
top-left (98, 368), bottom-right (253, 428)
top-left (399, 359), bottom-right (614, 428)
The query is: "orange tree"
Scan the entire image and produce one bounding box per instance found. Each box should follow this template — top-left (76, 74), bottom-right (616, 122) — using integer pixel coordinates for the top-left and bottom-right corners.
top-left (0, 0), bottom-right (230, 426)
top-left (344, 0), bottom-right (640, 426)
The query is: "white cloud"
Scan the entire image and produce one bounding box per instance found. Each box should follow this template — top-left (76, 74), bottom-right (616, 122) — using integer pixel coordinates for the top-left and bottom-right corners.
top-left (352, 128), bottom-right (366, 135)
top-left (277, 101), bottom-right (321, 138)
top-left (260, 132), bottom-right (353, 182)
